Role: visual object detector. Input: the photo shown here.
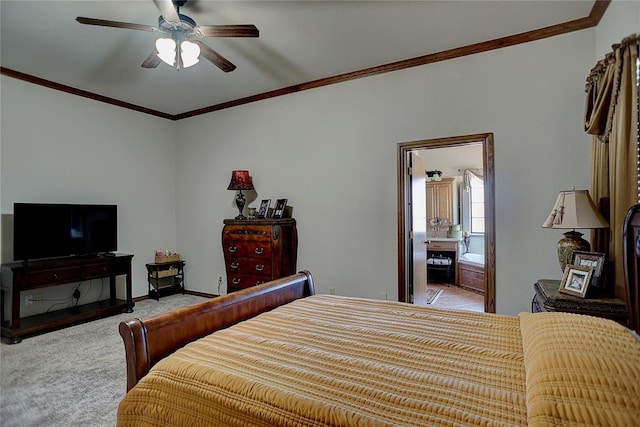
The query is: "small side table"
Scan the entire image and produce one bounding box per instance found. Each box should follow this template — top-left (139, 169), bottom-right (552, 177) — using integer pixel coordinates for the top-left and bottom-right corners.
top-left (532, 279), bottom-right (628, 325)
top-left (146, 260), bottom-right (186, 300)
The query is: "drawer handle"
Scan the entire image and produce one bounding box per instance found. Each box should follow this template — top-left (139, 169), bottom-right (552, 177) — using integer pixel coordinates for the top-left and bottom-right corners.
top-left (254, 247), bottom-right (264, 255)
top-left (255, 265), bottom-right (264, 272)
top-left (232, 278), bottom-right (241, 285)
top-left (52, 273), bottom-right (59, 280)
top-left (230, 262), bottom-right (240, 269)
top-left (228, 246), bottom-right (237, 253)
top-left (256, 280), bottom-right (263, 285)
top-left (103, 267), bottom-right (108, 272)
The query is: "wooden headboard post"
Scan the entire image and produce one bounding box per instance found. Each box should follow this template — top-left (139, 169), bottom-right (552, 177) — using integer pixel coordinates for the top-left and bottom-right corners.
top-left (623, 205), bottom-right (640, 334)
top-left (119, 270), bottom-right (315, 391)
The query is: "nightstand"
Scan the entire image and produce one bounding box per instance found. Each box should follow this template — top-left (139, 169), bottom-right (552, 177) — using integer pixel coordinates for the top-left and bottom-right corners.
top-left (146, 260), bottom-right (185, 300)
top-left (532, 279), bottom-right (628, 324)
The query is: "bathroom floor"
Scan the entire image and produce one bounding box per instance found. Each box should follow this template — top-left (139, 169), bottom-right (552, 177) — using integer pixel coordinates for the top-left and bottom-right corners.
top-left (418, 283), bottom-right (484, 312)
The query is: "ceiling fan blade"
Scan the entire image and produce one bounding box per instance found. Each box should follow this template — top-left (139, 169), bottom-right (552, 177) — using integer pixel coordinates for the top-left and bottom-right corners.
top-left (193, 41), bottom-right (236, 73)
top-left (141, 52), bottom-right (162, 69)
top-left (153, 0), bottom-right (181, 25)
top-left (76, 17), bottom-right (158, 32)
top-left (197, 24), bottom-right (259, 38)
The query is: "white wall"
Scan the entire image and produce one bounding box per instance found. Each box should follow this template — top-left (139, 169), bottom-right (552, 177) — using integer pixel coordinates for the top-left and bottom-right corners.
top-left (1, 2), bottom-right (635, 317)
top-left (595, 0), bottom-right (639, 59)
top-left (175, 29), bottom-right (597, 315)
top-left (1, 77), bottom-right (177, 314)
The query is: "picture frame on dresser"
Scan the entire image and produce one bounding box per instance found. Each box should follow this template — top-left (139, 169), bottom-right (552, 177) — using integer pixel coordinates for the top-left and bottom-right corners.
top-left (571, 251), bottom-right (605, 287)
top-left (257, 199), bottom-right (271, 218)
top-left (272, 199), bottom-right (287, 219)
top-left (559, 264), bottom-right (593, 298)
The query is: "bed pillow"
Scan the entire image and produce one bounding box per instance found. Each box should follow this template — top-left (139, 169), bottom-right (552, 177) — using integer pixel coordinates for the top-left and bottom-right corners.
top-left (519, 311), bottom-right (640, 426)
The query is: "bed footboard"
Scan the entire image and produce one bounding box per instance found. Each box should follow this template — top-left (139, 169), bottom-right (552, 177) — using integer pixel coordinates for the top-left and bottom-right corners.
top-left (119, 270), bottom-right (315, 391)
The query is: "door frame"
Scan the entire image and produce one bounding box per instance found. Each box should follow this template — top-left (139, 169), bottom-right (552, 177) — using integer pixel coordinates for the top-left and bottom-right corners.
top-left (397, 133), bottom-right (496, 312)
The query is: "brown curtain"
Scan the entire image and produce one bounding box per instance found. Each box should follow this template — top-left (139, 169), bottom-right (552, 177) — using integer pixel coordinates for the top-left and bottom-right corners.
top-left (584, 34), bottom-right (639, 299)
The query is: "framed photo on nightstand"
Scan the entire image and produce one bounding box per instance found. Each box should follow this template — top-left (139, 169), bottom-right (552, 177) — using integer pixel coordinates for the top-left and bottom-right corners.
top-left (559, 264), bottom-right (593, 298)
top-left (571, 251), bottom-right (605, 288)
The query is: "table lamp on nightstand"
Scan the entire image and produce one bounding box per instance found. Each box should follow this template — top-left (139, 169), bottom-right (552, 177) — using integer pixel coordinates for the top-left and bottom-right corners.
top-left (227, 170), bottom-right (254, 219)
top-left (542, 189), bottom-right (609, 271)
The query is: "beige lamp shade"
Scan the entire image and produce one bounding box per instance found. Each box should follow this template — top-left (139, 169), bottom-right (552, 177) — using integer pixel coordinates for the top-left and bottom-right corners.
top-left (542, 190), bottom-right (609, 230)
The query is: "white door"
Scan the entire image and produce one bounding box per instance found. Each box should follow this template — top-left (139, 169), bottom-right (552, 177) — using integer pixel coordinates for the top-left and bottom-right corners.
top-left (409, 152), bottom-right (428, 304)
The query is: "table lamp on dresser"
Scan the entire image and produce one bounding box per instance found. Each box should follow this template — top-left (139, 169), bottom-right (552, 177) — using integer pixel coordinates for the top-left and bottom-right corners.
top-left (227, 170), bottom-right (254, 219)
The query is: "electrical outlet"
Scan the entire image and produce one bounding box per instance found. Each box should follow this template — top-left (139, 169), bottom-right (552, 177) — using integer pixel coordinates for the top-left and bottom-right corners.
top-left (25, 293), bottom-right (43, 305)
top-left (329, 287), bottom-right (336, 295)
top-left (217, 276), bottom-right (224, 294)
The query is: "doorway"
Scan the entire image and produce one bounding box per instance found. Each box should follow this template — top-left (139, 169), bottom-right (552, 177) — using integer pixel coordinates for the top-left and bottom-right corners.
top-left (397, 133), bottom-right (496, 313)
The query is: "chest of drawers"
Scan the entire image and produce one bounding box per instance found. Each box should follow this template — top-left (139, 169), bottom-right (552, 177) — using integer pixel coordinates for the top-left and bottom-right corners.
top-left (222, 218), bottom-right (297, 293)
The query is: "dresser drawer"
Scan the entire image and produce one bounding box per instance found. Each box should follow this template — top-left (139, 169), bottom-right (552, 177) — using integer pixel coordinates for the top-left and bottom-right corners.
top-left (223, 225), bottom-right (272, 241)
top-left (223, 240), bottom-right (272, 259)
top-left (110, 257), bottom-right (131, 275)
top-left (227, 273), bottom-right (270, 292)
top-left (227, 258), bottom-right (272, 276)
top-left (26, 267), bottom-right (82, 288)
top-left (427, 241), bottom-right (459, 251)
top-left (83, 263), bottom-right (113, 279)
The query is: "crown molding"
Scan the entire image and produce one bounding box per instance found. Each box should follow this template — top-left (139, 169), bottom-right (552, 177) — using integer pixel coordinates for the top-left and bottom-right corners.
top-left (1, 1), bottom-right (609, 121)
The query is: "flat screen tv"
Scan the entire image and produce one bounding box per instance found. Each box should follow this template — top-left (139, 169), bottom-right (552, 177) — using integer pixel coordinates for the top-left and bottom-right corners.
top-left (13, 203), bottom-right (117, 261)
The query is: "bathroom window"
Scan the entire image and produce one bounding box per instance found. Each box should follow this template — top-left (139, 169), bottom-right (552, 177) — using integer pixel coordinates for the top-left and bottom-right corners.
top-left (469, 174), bottom-right (484, 234)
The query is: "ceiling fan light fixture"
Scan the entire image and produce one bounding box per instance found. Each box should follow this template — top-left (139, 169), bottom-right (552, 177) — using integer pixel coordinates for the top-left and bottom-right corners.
top-left (156, 37), bottom-right (176, 66)
top-left (180, 40), bottom-right (200, 68)
top-left (77, 1), bottom-right (258, 73)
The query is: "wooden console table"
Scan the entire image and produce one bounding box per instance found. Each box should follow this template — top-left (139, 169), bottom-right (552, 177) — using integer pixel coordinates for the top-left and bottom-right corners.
top-left (532, 279), bottom-right (628, 324)
top-left (1, 254), bottom-right (134, 343)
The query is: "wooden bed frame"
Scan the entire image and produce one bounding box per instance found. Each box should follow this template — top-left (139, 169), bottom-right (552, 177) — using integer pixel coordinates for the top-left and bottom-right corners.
top-left (118, 270), bottom-right (315, 391)
top-left (623, 203), bottom-right (640, 334)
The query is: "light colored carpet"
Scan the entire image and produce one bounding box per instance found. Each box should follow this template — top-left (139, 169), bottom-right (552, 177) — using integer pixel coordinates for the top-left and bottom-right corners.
top-left (0, 293), bottom-right (208, 427)
top-left (425, 288), bottom-right (442, 304)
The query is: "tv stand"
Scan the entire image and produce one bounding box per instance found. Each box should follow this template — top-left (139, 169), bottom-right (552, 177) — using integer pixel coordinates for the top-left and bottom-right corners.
top-left (1, 254), bottom-right (134, 343)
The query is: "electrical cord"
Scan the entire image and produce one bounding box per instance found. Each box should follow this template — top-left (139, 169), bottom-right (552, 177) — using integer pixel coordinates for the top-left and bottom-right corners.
top-left (47, 282), bottom-right (83, 310)
top-left (45, 295), bottom-right (74, 313)
top-left (71, 283), bottom-right (82, 307)
top-left (40, 278), bottom-right (108, 312)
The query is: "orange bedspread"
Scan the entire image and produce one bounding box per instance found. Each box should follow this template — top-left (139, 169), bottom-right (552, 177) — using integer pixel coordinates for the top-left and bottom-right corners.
top-left (117, 295), bottom-right (640, 426)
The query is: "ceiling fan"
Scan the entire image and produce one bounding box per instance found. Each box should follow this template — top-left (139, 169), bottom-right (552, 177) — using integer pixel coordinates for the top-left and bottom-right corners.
top-left (76, 0), bottom-right (259, 72)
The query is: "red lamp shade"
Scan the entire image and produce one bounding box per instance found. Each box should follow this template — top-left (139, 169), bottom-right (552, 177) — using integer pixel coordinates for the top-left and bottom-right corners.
top-left (227, 170), bottom-right (254, 191)
top-left (227, 170), bottom-right (254, 219)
